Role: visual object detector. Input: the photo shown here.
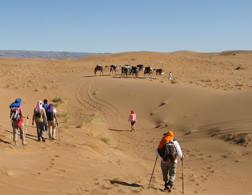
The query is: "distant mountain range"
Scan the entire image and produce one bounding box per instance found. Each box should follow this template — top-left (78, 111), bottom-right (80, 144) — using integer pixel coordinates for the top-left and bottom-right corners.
top-left (0, 50), bottom-right (104, 59)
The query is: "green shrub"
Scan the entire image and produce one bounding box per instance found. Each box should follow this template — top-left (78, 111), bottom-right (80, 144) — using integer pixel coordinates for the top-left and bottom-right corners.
top-left (171, 78), bottom-right (177, 84)
top-left (52, 97), bottom-right (62, 103)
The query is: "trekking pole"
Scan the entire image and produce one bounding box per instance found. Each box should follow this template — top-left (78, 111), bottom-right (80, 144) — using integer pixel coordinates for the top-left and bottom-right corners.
top-left (148, 157), bottom-right (158, 189)
top-left (58, 126), bottom-right (60, 142)
top-left (10, 118), bottom-right (13, 144)
top-left (24, 117), bottom-right (29, 137)
top-left (182, 158), bottom-right (184, 194)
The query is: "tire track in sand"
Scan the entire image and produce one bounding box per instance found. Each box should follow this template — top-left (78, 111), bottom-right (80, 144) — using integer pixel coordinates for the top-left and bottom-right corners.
top-left (77, 79), bottom-right (125, 129)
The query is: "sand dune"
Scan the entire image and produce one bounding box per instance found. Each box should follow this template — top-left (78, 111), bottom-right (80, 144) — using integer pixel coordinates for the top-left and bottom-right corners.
top-left (0, 51), bottom-right (252, 195)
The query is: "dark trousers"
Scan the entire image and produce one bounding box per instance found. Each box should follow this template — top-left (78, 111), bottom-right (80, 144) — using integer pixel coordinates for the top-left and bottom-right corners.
top-left (36, 122), bottom-right (45, 141)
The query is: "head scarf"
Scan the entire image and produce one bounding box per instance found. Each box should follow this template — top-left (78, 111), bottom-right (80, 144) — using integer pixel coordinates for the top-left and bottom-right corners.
top-left (9, 98), bottom-right (22, 108)
top-left (47, 103), bottom-right (53, 113)
top-left (35, 100), bottom-right (43, 113)
top-left (131, 110), bottom-right (135, 114)
top-left (158, 131), bottom-right (175, 149)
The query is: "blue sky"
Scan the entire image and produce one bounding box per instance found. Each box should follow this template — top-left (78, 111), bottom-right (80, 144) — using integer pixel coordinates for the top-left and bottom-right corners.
top-left (1, 0), bottom-right (251, 53)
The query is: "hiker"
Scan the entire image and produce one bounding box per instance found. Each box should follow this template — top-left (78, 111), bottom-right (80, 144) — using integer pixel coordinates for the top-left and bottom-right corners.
top-left (9, 98), bottom-right (29, 146)
top-left (168, 72), bottom-right (172, 81)
top-left (32, 100), bottom-right (47, 142)
top-left (128, 110), bottom-right (137, 132)
top-left (155, 131), bottom-right (184, 192)
top-left (46, 103), bottom-right (58, 140)
top-left (42, 99), bottom-right (49, 131)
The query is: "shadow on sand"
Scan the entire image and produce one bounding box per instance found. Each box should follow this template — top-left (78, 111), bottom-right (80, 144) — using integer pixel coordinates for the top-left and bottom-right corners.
top-left (83, 74), bottom-right (111, 78)
top-left (109, 128), bottom-right (131, 132)
top-left (108, 180), bottom-right (164, 192)
top-left (0, 138), bottom-right (10, 144)
top-left (5, 129), bottom-right (39, 142)
top-left (109, 180), bottom-right (143, 188)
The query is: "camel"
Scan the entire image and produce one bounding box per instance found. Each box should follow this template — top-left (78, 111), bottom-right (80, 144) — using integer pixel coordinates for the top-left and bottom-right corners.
top-left (155, 69), bottom-right (165, 80)
top-left (136, 64), bottom-right (144, 75)
top-left (144, 66), bottom-right (155, 79)
top-left (130, 66), bottom-right (139, 78)
top-left (121, 65), bottom-right (131, 77)
top-left (94, 64), bottom-right (108, 75)
top-left (110, 64), bottom-right (118, 75)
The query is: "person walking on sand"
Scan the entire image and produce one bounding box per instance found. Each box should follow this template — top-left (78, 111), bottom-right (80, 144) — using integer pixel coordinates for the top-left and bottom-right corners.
top-left (42, 99), bottom-right (49, 131)
top-left (32, 100), bottom-right (47, 142)
top-left (155, 131), bottom-right (184, 192)
top-left (46, 103), bottom-right (58, 140)
top-left (128, 110), bottom-right (137, 132)
top-left (9, 98), bottom-right (29, 146)
top-left (168, 72), bottom-right (172, 81)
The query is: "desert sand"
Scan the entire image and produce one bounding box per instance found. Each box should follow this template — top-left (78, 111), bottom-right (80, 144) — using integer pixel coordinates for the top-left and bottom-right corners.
top-left (0, 51), bottom-right (252, 195)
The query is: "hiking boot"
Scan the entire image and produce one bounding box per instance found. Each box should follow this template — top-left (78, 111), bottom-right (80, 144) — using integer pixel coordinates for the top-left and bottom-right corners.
top-left (164, 183), bottom-right (171, 192)
top-left (167, 185), bottom-right (171, 192)
top-left (22, 141), bottom-right (27, 145)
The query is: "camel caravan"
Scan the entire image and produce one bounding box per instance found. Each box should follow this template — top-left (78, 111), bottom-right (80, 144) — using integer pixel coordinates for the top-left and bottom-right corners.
top-left (94, 64), bottom-right (167, 80)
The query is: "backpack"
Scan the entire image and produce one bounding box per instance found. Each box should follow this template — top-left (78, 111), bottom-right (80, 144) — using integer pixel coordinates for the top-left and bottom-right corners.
top-left (163, 140), bottom-right (177, 162)
top-left (46, 109), bottom-right (54, 121)
top-left (35, 111), bottom-right (41, 118)
top-left (10, 107), bottom-right (21, 121)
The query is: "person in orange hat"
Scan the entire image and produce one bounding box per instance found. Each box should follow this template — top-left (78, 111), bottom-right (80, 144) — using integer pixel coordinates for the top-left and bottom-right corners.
top-left (155, 131), bottom-right (184, 192)
top-left (128, 110), bottom-right (137, 132)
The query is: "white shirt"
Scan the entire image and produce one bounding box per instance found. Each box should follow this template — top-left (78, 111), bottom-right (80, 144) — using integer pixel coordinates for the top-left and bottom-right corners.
top-left (53, 109), bottom-right (57, 122)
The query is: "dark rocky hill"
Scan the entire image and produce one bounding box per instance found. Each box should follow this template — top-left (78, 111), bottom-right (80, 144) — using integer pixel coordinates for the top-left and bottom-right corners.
top-left (0, 50), bottom-right (102, 59)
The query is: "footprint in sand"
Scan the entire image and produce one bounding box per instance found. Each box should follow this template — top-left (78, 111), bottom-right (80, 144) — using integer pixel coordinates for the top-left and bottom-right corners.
top-left (243, 150), bottom-right (252, 156)
top-left (88, 189), bottom-right (104, 195)
top-left (50, 158), bottom-right (55, 165)
top-left (131, 189), bottom-right (141, 193)
top-left (117, 189), bottom-right (126, 194)
top-left (99, 184), bottom-right (112, 190)
top-left (2, 169), bottom-right (15, 177)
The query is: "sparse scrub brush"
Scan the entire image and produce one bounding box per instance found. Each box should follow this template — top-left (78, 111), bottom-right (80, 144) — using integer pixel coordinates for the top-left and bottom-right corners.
top-left (52, 97), bottom-right (63, 103)
top-left (171, 78), bottom-right (177, 84)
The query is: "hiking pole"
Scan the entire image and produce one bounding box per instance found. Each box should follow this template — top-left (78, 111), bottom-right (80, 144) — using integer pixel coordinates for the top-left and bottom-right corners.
top-left (148, 157), bottom-right (158, 189)
top-left (182, 158), bottom-right (184, 194)
top-left (10, 118), bottom-right (13, 144)
top-left (24, 117), bottom-right (29, 138)
top-left (58, 126), bottom-right (60, 142)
